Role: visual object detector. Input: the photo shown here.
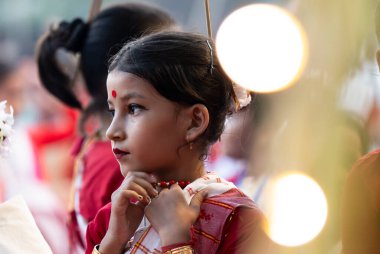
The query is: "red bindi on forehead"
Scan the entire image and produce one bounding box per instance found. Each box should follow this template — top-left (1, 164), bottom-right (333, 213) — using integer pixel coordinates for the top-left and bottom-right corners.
top-left (111, 90), bottom-right (117, 98)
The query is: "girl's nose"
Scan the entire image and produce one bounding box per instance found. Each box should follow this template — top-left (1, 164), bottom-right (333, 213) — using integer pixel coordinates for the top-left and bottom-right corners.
top-left (106, 117), bottom-right (126, 141)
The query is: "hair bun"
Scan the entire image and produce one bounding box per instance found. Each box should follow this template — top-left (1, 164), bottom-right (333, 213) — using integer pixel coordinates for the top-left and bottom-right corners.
top-left (52, 18), bottom-right (88, 53)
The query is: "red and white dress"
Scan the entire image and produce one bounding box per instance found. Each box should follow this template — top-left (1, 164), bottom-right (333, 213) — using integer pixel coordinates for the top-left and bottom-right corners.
top-left (86, 172), bottom-right (269, 254)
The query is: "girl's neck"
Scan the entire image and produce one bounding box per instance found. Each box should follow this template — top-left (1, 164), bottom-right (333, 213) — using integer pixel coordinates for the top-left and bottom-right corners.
top-left (155, 158), bottom-right (205, 183)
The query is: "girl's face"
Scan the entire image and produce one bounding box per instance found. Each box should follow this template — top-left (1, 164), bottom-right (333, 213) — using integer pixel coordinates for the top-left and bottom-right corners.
top-left (106, 71), bottom-right (188, 177)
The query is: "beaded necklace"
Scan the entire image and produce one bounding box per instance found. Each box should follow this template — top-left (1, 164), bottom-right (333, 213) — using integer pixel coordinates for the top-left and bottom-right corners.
top-left (153, 180), bottom-right (191, 189)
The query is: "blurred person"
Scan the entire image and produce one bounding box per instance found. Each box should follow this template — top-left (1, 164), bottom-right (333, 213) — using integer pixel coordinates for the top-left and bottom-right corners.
top-left (315, 109), bottom-right (369, 254)
top-left (239, 94), bottom-right (279, 206)
top-left (234, 86), bottom-right (369, 254)
top-left (21, 58), bottom-right (77, 202)
top-left (0, 42), bottom-right (70, 254)
top-left (0, 101), bottom-right (53, 254)
top-left (207, 93), bottom-right (276, 208)
top-left (341, 2), bottom-right (380, 253)
top-left (206, 93), bottom-right (254, 186)
top-left (36, 3), bottom-right (176, 253)
top-left (252, 103), bottom-right (368, 254)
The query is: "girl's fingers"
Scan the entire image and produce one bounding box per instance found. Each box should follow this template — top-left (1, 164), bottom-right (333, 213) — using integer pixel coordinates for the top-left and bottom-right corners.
top-left (128, 182), bottom-right (150, 203)
top-left (189, 188), bottom-right (209, 214)
top-left (114, 189), bottom-right (142, 207)
top-left (133, 178), bottom-right (158, 198)
top-left (119, 172), bottom-right (158, 198)
top-left (169, 183), bottom-right (181, 191)
top-left (121, 189), bottom-right (142, 200)
top-left (119, 179), bottom-right (157, 203)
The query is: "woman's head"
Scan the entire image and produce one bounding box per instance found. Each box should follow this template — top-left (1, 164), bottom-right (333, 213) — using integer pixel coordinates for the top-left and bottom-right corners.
top-left (36, 3), bottom-right (176, 110)
top-left (107, 31), bottom-right (238, 162)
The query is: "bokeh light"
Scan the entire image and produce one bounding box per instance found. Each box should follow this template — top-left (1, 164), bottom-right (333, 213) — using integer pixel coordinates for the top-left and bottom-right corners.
top-left (263, 173), bottom-right (328, 246)
top-left (216, 4), bottom-right (308, 93)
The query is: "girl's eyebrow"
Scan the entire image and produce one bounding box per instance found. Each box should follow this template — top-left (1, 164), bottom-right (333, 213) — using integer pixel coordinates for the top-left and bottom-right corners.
top-left (120, 92), bottom-right (145, 101)
top-left (107, 92), bottom-right (145, 104)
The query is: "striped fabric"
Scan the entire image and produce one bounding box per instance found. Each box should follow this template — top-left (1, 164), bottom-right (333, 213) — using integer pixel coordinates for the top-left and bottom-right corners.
top-left (125, 172), bottom-right (237, 254)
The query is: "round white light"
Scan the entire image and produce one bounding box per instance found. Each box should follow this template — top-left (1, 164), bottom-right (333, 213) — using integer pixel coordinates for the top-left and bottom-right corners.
top-left (216, 4), bottom-right (308, 93)
top-left (263, 173), bottom-right (328, 246)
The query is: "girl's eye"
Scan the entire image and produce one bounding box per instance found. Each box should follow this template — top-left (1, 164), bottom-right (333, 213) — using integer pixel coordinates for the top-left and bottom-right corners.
top-left (108, 109), bottom-right (115, 117)
top-left (128, 104), bottom-right (144, 115)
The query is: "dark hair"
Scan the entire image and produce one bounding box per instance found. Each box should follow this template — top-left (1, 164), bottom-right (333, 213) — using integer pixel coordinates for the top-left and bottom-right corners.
top-left (109, 31), bottom-right (237, 151)
top-left (36, 3), bottom-right (175, 134)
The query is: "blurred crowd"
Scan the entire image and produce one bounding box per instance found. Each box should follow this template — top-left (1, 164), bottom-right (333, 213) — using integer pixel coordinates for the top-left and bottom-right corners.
top-left (1, 0), bottom-right (380, 254)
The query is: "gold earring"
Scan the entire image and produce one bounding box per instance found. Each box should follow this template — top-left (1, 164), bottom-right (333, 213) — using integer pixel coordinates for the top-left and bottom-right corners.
top-left (189, 142), bottom-right (193, 150)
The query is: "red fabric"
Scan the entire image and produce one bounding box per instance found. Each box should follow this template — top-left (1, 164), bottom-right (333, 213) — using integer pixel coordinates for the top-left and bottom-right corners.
top-left (69, 210), bottom-right (86, 249)
top-left (28, 108), bottom-right (78, 180)
top-left (29, 109), bottom-right (78, 145)
top-left (85, 203), bottom-right (112, 254)
top-left (342, 148), bottom-right (380, 254)
top-left (192, 189), bottom-right (267, 254)
top-left (69, 139), bottom-right (123, 252)
top-left (85, 189), bottom-right (269, 254)
top-left (79, 140), bottom-right (123, 223)
top-left (71, 137), bottom-right (86, 157)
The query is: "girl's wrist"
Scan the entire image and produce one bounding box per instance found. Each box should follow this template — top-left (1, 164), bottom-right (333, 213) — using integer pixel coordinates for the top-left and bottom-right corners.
top-left (99, 232), bottom-right (129, 254)
top-left (159, 225), bottom-right (192, 246)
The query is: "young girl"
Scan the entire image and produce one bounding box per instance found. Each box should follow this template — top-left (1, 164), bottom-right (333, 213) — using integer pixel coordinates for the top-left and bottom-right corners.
top-left (36, 4), bottom-right (176, 253)
top-left (86, 31), bottom-right (268, 254)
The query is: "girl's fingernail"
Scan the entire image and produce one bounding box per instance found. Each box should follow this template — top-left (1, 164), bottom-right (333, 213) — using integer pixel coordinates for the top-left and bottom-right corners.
top-left (130, 198), bottom-right (138, 204)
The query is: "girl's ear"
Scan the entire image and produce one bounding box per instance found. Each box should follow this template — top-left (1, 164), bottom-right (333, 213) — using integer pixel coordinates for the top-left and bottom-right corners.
top-left (185, 104), bottom-right (209, 142)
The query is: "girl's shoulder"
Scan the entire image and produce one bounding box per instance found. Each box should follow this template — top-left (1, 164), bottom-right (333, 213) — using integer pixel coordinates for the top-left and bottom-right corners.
top-left (205, 188), bottom-right (258, 210)
top-left (195, 188), bottom-right (262, 234)
top-left (193, 189), bottom-right (265, 254)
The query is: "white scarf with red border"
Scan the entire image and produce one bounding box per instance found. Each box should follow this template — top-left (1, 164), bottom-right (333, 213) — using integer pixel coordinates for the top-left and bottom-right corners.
top-left (124, 172), bottom-right (236, 254)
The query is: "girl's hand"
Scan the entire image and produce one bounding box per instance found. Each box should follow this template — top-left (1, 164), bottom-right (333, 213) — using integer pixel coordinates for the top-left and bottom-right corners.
top-left (99, 172), bottom-right (158, 254)
top-left (145, 184), bottom-right (208, 246)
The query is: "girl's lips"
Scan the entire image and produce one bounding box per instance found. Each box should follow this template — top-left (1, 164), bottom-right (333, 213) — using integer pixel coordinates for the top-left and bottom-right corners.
top-left (112, 148), bottom-right (130, 159)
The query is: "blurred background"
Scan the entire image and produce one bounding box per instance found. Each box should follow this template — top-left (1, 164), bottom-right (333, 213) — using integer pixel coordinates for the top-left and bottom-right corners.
top-left (0, 0), bottom-right (282, 55)
top-left (1, 0), bottom-right (379, 254)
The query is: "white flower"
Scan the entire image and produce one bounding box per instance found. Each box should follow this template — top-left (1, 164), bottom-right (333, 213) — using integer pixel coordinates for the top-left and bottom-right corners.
top-left (232, 83), bottom-right (252, 111)
top-left (0, 100), bottom-right (14, 154)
